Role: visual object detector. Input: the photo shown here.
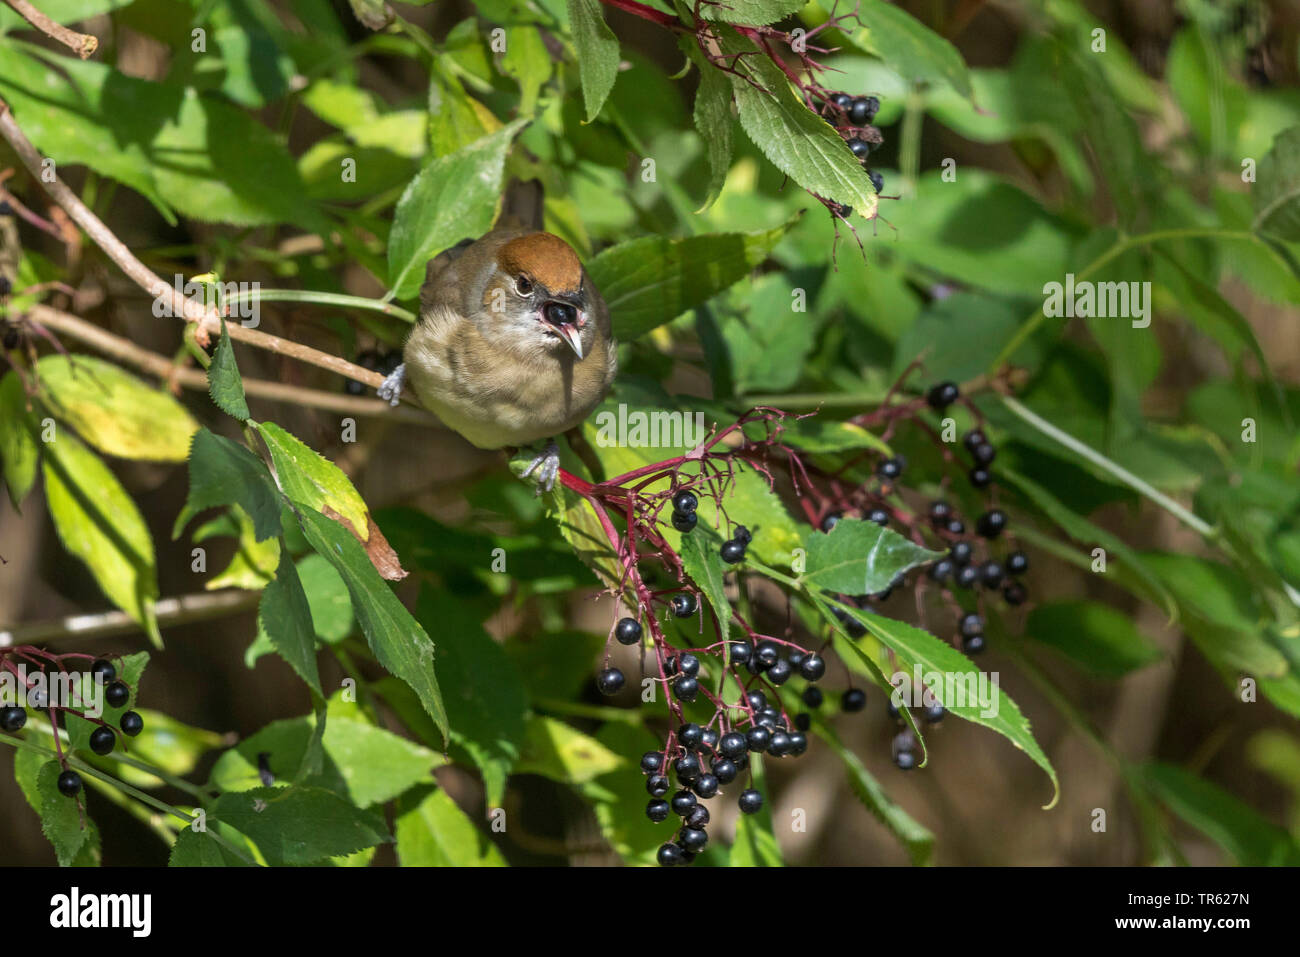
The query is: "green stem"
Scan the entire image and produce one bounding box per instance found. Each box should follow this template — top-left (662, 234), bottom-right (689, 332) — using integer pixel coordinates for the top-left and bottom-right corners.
top-left (747, 559), bottom-right (801, 590)
top-left (989, 227), bottom-right (1260, 370)
top-left (223, 288), bottom-right (417, 323)
top-left (999, 394), bottom-right (1217, 539)
top-left (742, 390), bottom-right (890, 409)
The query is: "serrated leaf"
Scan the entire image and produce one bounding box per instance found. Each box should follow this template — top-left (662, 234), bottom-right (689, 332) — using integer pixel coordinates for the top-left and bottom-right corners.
top-left (43, 432), bottom-right (159, 643)
top-left (197, 507), bottom-right (280, 591)
top-left (719, 29), bottom-right (877, 217)
top-left (831, 600), bottom-right (1059, 808)
top-left (1254, 126), bottom-right (1300, 240)
top-left (255, 421), bottom-right (369, 540)
top-left (850, 0), bottom-right (975, 102)
top-left (588, 223), bottom-right (797, 341)
top-left (678, 524), bottom-right (731, 641)
top-left (211, 786), bottom-right (391, 865)
top-left (698, 0), bottom-right (804, 26)
top-left (258, 547), bottom-right (323, 695)
top-left (296, 508), bottom-right (447, 740)
top-left (500, 24), bottom-right (551, 115)
top-left (36, 760), bottom-right (92, 866)
top-left (174, 428), bottom-right (282, 544)
top-left (395, 786), bottom-right (506, 866)
top-left (815, 719), bottom-right (934, 865)
top-left (567, 0), bottom-right (619, 120)
top-left (413, 586), bottom-right (526, 805)
top-left (686, 41), bottom-right (734, 211)
top-left (1027, 600), bottom-right (1163, 678)
top-left (386, 119), bottom-right (529, 299)
top-left (801, 518), bottom-right (943, 596)
top-left (0, 371), bottom-right (38, 508)
top-left (168, 827), bottom-right (250, 866)
top-left (208, 320), bottom-right (250, 421)
top-left (36, 355), bottom-right (197, 462)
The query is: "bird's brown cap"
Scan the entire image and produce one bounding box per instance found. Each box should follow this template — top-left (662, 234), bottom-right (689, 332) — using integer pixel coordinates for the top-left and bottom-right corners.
top-left (498, 232), bottom-right (583, 295)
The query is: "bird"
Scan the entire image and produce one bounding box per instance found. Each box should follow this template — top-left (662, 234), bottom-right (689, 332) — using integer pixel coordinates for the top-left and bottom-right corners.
top-left (378, 188), bottom-right (617, 491)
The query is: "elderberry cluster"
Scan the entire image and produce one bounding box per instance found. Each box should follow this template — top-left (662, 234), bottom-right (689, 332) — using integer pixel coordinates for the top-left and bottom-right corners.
top-left (639, 653), bottom-right (824, 866)
top-left (820, 91), bottom-right (886, 213)
top-left (0, 652), bottom-right (144, 799)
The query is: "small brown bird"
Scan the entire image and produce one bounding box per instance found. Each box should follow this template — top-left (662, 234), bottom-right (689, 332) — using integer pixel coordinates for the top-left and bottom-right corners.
top-left (378, 212), bottom-right (617, 489)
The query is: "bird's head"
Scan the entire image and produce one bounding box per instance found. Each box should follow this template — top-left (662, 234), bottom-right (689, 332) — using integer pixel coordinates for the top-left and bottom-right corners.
top-left (482, 232), bottom-right (595, 360)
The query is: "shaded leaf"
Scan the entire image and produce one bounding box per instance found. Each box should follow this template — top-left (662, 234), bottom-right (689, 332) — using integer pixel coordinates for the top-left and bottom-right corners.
top-left (801, 518), bottom-right (942, 597)
top-left (211, 786), bottom-right (390, 865)
top-left (567, 0), bottom-right (619, 121)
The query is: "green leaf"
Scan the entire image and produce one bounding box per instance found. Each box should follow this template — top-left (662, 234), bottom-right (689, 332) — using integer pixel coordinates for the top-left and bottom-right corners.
top-left (500, 25), bottom-right (551, 115)
top-left (174, 428), bottom-right (282, 544)
top-left (678, 524), bottom-right (731, 641)
top-left (1027, 600), bottom-right (1163, 678)
top-left (0, 42), bottom-right (324, 230)
top-left (211, 786), bottom-right (391, 865)
top-left (196, 506), bottom-right (280, 591)
top-left (110, 707), bottom-right (223, 790)
top-left (36, 355), bottom-right (197, 462)
top-left (832, 600), bottom-right (1060, 808)
top-left (395, 786), bottom-right (506, 866)
top-left (413, 586), bottom-right (526, 805)
top-left (567, 0), bottom-right (619, 121)
top-left (254, 421), bottom-right (369, 537)
top-left (168, 827), bottom-right (250, 866)
top-left (209, 702), bottom-right (441, 807)
top-left (297, 509), bottom-right (448, 740)
top-left (815, 719), bottom-right (934, 865)
top-left (514, 715), bottom-right (624, 784)
top-left (208, 320), bottom-right (250, 421)
top-left (998, 467), bottom-right (1176, 620)
top-left (719, 29), bottom-right (877, 218)
top-left (1143, 762), bottom-right (1300, 865)
top-left (892, 293), bottom-right (1028, 383)
top-left (851, 0), bottom-right (975, 102)
top-left (686, 40), bottom-right (734, 211)
top-left (801, 518), bottom-right (942, 597)
top-left (698, 0), bottom-right (804, 26)
top-left (589, 221), bottom-right (795, 341)
top-left (730, 761), bottom-right (783, 866)
top-left (44, 431), bottom-right (159, 643)
top-left (584, 723), bottom-right (667, 865)
top-left (1254, 126), bottom-right (1300, 241)
top-left (296, 553), bottom-right (355, 643)
top-left (386, 119), bottom-right (529, 299)
top-left (0, 371), bottom-right (39, 508)
top-left (258, 547), bottom-right (323, 695)
top-left (36, 760), bottom-right (95, 866)
top-left (428, 62), bottom-right (496, 157)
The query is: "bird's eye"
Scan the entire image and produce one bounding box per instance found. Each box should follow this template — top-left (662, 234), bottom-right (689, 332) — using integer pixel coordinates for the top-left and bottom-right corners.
top-left (515, 275), bottom-right (533, 296)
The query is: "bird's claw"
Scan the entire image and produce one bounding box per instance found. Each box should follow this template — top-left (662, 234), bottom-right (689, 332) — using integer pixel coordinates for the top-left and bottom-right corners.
top-left (522, 440), bottom-right (561, 494)
top-left (377, 363), bottom-right (406, 407)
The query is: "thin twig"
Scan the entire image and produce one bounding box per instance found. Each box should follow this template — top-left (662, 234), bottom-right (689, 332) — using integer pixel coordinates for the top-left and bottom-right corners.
top-left (0, 590), bottom-right (261, 646)
top-left (0, 98), bottom-right (397, 393)
top-left (2, 0), bottom-right (98, 58)
top-left (28, 304), bottom-right (442, 425)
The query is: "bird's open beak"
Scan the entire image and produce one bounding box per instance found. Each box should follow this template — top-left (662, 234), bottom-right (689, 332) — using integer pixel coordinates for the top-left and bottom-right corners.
top-left (541, 302), bottom-right (585, 359)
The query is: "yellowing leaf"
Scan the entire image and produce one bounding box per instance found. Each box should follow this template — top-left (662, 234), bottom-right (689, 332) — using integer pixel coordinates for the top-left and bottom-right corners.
top-left (36, 355), bottom-right (197, 462)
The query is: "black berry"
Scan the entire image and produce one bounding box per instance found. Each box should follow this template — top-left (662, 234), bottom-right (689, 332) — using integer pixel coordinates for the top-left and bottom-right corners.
top-left (969, 466), bottom-right (992, 489)
top-left (672, 490), bottom-right (698, 514)
top-left (842, 688), bottom-right (867, 712)
top-left (981, 561), bottom-right (1005, 589)
top-left (647, 799), bottom-right (671, 822)
top-left (687, 805), bottom-right (710, 828)
top-left (929, 559), bottom-right (954, 582)
top-left (57, 769), bottom-right (83, 797)
top-left (89, 726), bottom-right (116, 756)
top-left (720, 539), bottom-right (746, 564)
top-left (679, 826), bottom-right (708, 851)
top-left (976, 509), bottom-right (1008, 538)
top-left (104, 681), bottom-right (130, 709)
top-left (671, 593), bottom-right (697, 618)
top-left (733, 525), bottom-right (752, 545)
top-left (711, 758), bottom-right (738, 784)
top-left (647, 774), bottom-right (670, 797)
top-left (963, 429), bottom-right (986, 452)
top-left (0, 707), bottom-right (26, 732)
top-left (926, 381), bottom-right (959, 410)
top-left (746, 726), bottom-right (772, 752)
top-left (801, 686), bottom-right (823, 709)
top-left (719, 732), bottom-right (747, 759)
top-left (867, 507), bottom-right (890, 526)
top-left (766, 659), bottom-right (792, 685)
top-left (674, 753), bottom-right (701, 782)
top-left (678, 723), bottom-right (704, 750)
top-left (848, 95), bottom-right (879, 125)
top-left (847, 137), bottom-right (870, 159)
top-left (950, 542), bottom-right (973, 566)
top-left (956, 565), bottom-right (979, 588)
top-left (672, 510), bottom-right (697, 533)
top-left (671, 790), bottom-right (697, 815)
top-left (728, 642), bottom-right (752, 665)
top-left (1007, 551), bottom-right (1029, 576)
top-left (693, 774), bottom-right (719, 799)
top-left (615, 617), bottom-right (642, 645)
top-left (972, 442), bottom-right (997, 466)
top-left (738, 789), bottom-right (764, 814)
top-left (657, 842), bottom-right (685, 866)
top-left (929, 501), bottom-right (953, 522)
top-left (799, 654), bottom-right (826, 682)
top-left (673, 676), bottom-right (699, 702)
top-left (877, 457), bottom-right (903, 480)
top-left (596, 668), bottom-right (625, 695)
top-left (963, 634), bottom-right (986, 654)
top-left (959, 613), bottom-right (984, 638)
top-left (90, 658), bottom-right (117, 683)
top-left (1003, 581), bottom-right (1028, 606)
top-left (821, 512), bottom-right (841, 532)
top-left (119, 711), bottom-right (144, 736)
top-left (868, 169), bottom-right (884, 193)
top-left (641, 751), bottom-right (664, 774)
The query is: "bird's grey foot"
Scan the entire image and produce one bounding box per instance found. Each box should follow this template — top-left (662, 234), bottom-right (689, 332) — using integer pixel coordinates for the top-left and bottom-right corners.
top-left (521, 439), bottom-right (561, 494)
top-left (377, 363), bottom-right (406, 407)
